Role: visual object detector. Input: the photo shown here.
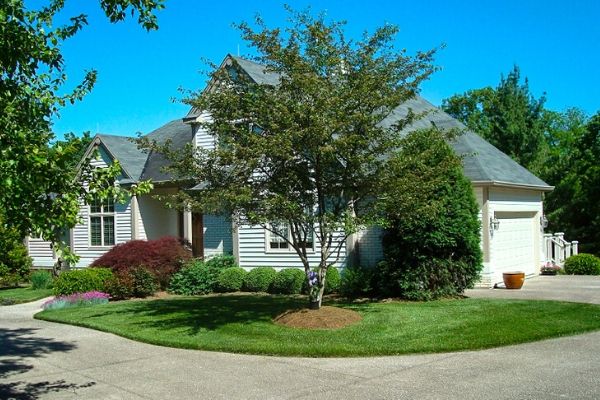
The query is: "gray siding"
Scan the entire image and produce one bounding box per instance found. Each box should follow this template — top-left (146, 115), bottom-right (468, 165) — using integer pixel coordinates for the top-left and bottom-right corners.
top-left (237, 224), bottom-right (346, 268)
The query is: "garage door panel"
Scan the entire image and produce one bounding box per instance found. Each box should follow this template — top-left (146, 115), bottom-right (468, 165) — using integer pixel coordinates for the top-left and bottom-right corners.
top-left (491, 212), bottom-right (537, 280)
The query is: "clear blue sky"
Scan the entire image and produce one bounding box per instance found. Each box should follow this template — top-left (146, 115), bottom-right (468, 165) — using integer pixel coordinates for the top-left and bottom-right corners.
top-left (49, 0), bottom-right (600, 139)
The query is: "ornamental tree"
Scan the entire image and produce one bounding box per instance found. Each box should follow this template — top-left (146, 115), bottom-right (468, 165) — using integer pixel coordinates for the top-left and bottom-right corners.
top-left (0, 0), bottom-right (160, 263)
top-left (146, 9), bottom-right (438, 307)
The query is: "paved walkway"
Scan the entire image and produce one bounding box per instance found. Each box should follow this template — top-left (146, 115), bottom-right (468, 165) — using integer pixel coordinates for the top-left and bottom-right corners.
top-left (1, 276), bottom-right (600, 399)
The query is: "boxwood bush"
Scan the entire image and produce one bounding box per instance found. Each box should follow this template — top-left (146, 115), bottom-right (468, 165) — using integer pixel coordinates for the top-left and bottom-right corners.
top-left (53, 268), bottom-right (114, 296)
top-left (564, 254), bottom-right (600, 275)
top-left (216, 267), bottom-right (247, 292)
top-left (324, 267), bottom-right (341, 294)
top-left (168, 256), bottom-right (235, 295)
top-left (243, 267), bottom-right (277, 292)
top-left (340, 264), bottom-right (375, 298)
top-left (270, 268), bottom-right (305, 294)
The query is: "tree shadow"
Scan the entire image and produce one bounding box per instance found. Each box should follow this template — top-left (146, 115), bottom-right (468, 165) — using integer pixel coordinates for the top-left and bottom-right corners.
top-left (0, 380), bottom-right (96, 400)
top-left (97, 294), bottom-right (308, 335)
top-left (0, 327), bottom-right (95, 399)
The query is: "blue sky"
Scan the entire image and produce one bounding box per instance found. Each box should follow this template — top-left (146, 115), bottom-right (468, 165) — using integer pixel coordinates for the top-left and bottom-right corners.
top-left (49, 0), bottom-right (600, 139)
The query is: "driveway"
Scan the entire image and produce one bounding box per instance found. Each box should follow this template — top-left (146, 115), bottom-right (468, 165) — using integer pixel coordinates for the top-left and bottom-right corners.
top-left (1, 276), bottom-right (600, 400)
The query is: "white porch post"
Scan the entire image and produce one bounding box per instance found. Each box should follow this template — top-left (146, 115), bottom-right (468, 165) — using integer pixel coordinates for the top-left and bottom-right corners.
top-left (183, 205), bottom-right (193, 243)
top-left (555, 232), bottom-right (565, 264)
top-left (543, 233), bottom-right (552, 263)
top-left (572, 241), bottom-right (579, 255)
top-left (131, 194), bottom-right (139, 240)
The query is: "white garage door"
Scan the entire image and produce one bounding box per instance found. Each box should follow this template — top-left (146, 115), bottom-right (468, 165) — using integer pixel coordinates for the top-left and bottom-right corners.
top-left (490, 212), bottom-right (537, 282)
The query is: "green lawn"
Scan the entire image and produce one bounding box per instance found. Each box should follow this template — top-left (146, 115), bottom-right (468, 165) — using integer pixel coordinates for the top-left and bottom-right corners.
top-left (35, 294), bottom-right (600, 357)
top-left (0, 286), bottom-right (53, 305)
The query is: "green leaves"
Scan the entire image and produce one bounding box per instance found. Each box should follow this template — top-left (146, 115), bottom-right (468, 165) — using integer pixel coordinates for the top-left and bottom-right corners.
top-left (144, 7), bottom-right (438, 281)
top-left (0, 0), bottom-right (160, 262)
top-left (442, 66), bottom-right (546, 173)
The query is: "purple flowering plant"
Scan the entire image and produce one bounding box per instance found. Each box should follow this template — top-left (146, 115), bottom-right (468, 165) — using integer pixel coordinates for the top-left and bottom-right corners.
top-left (43, 291), bottom-right (110, 310)
top-left (308, 271), bottom-right (321, 301)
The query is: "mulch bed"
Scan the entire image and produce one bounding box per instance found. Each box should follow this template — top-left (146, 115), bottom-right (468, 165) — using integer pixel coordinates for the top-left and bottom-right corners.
top-left (274, 306), bottom-right (362, 329)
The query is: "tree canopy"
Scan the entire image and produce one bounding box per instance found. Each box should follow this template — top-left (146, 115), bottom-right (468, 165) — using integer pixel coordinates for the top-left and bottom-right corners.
top-left (0, 0), bottom-right (159, 261)
top-left (145, 8), bottom-right (439, 306)
top-left (442, 66), bottom-right (547, 173)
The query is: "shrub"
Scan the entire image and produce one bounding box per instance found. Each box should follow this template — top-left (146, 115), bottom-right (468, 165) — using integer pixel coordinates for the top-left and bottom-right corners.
top-left (376, 129), bottom-right (483, 300)
top-left (53, 268), bottom-right (114, 296)
top-left (205, 255), bottom-right (237, 270)
top-left (270, 268), bottom-right (305, 294)
top-left (90, 237), bottom-right (192, 289)
top-left (129, 267), bottom-right (159, 297)
top-left (104, 274), bottom-right (133, 300)
top-left (168, 258), bottom-right (229, 295)
top-left (564, 254), bottom-right (600, 275)
top-left (324, 267), bottom-right (341, 294)
top-left (0, 225), bottom-right (33, 287)
top-left (340, 264), bottom-right (375, 298)
top-left (216, 267), bottom-right (247, 292)
top-left (243, 267), bottom-right (277, 292)
top-left (30, 270), bottom-right (53, 290)
top-left (42, 291), bottom-right (110, 310)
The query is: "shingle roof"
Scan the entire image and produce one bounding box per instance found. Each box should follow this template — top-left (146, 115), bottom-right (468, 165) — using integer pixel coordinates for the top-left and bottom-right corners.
top-left (95, 134), bottom-right (147, 180)
top-left (379, 96), bottom-right (552, 189)
top-left (98, 55), bottom-right (552, 190)
top-left (140, 119), bottom-right (191, 182)
top-left (229, 55), bottom-right (281, 86)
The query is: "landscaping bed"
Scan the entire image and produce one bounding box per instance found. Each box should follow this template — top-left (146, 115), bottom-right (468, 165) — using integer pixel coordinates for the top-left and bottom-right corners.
top-left (35, 294), bottom-right (600, 357)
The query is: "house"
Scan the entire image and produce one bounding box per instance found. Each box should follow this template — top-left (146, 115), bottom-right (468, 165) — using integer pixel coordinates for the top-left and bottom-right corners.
top-left (27, 55), bottom-right (554, 287)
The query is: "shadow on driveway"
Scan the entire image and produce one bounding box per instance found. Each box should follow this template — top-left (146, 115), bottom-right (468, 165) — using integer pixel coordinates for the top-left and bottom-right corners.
top-left (0, 327), bottom-right (95, 399)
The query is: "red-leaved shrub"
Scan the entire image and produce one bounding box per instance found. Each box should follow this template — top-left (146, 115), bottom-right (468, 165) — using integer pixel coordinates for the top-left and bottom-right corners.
top-left (91, 237), bottom-right (192, 289)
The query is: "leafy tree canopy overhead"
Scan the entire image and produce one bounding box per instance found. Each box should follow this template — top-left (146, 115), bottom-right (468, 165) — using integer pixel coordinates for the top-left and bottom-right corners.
top-left (0, 0), bottom-right (160, 262)
top-left (144, 7), bottom-right (439, 307)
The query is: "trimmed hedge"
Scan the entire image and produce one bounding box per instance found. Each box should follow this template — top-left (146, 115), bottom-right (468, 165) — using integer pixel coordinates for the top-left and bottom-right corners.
top-left (324, 267), bottom-right (341, 294)
top-left (340, 264), bottom-right (375, 298)
top-left (168, 256), bottom-right (235, 295)
top-left (564, 254), bottom-right (600, 275)
top-left (90, 237), bottom-right (192, 289)
top-left (216, 267), bottom-right (247, 292)
top-left (243, 267), bottom-right (277, 292)
top-left (270, 268), bottom-right (305, 294)
top-left (53, 268), bottom-right (114, 296)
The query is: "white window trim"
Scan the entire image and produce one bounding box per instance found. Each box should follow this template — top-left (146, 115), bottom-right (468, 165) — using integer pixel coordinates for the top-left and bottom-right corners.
top-left (264, 223), bottom-right (315, 254)
top-left (88, 198), bottom-right (116, 248)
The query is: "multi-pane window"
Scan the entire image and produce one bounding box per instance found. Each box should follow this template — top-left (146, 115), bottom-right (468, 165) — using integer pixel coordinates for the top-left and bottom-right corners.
top-left (90, 196), bottom-right (115, 246)
top-left (268, 222), bottom-right (289, 250)
top-left (267, 222), bottom-right (314, 252)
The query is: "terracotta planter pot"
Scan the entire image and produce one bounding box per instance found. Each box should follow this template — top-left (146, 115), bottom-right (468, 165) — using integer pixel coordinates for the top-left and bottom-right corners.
top-left (503, 272), bottom-right (525, 289)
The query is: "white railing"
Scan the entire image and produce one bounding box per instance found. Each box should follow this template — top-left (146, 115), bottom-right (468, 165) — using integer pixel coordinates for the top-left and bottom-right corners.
top-left (544, 232), bottom-right (578, 267)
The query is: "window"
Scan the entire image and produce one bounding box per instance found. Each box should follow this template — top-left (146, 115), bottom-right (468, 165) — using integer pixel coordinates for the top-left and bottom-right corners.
top-left (268, 222), bottom-right (289, 250)
top-left (90, 196), bottom-right (115, 246)
top-left (267, 222), bottom-right (314, 252)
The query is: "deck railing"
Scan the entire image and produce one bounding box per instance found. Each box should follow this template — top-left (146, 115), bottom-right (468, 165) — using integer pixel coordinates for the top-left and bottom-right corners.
top-left (544, 232), bottom-right (578, 267)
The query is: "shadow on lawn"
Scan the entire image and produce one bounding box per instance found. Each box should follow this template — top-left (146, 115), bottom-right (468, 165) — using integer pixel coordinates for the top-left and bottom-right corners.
top-left (123, 294), bottom-right (308, 334)
top-left (0, 328), bottom-right (95, 399)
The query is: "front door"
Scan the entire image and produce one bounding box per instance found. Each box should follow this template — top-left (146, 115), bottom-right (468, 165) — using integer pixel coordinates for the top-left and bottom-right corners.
top-left (192, 213), bottom-right (204, 258)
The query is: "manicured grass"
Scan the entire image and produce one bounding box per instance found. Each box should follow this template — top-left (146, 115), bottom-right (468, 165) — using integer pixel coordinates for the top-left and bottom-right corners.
top-left (0, 286), bottom-right (53, 305)
top-left (36, 294), bottom-right (600, 357)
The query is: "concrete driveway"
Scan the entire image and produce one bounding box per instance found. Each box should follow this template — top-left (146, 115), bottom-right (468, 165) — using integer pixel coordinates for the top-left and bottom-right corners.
top-left (1, 276), bottom-right (600, 400)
